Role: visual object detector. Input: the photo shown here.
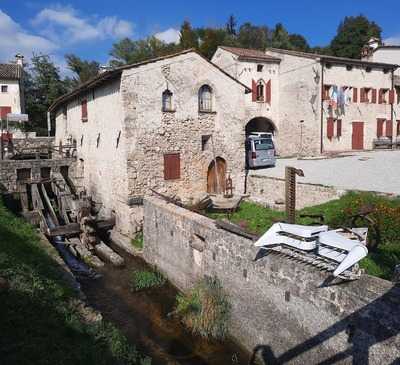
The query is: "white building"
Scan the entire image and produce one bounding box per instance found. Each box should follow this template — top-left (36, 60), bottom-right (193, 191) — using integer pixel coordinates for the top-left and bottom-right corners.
top-left (0, 54), bottom-right (24, 122)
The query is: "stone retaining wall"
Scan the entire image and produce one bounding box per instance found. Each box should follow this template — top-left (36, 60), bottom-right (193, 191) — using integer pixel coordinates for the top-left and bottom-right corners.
top-left (143, 196), bottom-right (400, 364)
top-left (247, 174), bottom-right (345, 210)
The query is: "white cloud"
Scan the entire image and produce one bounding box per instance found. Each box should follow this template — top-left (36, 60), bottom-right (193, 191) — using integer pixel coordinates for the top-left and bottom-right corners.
top-left (384, 35), bottom-right (400, 46)
top-left (0, 9), bottom-right (57, 63)
top-left (32, 6), bottom-right (134, 44)
top-left (154, 28), bottom-right (180, 44)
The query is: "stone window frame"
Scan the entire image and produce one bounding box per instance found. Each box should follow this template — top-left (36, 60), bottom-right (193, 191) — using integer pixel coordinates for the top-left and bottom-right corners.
top-left (198, 85), bottom-right (213, 113)
top-left (162, 89), bottom-right (175, 112)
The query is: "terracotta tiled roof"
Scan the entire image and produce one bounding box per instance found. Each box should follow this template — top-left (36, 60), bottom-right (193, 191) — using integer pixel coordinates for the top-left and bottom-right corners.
top-left (0, 63), bottom-right (22, 80)
top-left (219, 46), bottom-right (281, 62)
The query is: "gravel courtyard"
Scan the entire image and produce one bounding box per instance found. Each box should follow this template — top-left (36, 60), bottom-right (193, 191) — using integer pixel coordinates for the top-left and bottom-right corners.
top-left (250, 150), bottom-right (400, 196)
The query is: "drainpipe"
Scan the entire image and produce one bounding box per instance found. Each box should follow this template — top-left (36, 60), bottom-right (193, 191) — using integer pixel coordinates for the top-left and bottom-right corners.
top-left (391, 69), bottom-right (395, 137)
top-left (320, 62), bottom-right (325, 155)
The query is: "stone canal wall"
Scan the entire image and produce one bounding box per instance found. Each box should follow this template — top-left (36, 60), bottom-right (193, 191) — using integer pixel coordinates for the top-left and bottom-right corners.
top-left (143, 196), bottom-right (400, 364)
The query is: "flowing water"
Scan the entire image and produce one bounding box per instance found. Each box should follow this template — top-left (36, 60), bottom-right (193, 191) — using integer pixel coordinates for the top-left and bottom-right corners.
top-left (81, 246), bottom-right (250, 365)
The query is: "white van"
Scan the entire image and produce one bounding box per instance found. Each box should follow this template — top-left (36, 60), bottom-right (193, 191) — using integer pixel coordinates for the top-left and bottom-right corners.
top-left (246, 134), bottom-right (276, 168)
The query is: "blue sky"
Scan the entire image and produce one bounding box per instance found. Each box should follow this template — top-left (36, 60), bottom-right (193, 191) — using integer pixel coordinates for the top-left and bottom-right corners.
top-left (1, 0), bottom-right (399, 74)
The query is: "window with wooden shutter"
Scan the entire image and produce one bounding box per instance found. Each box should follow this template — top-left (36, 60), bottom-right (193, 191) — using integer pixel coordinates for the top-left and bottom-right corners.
top-left (322, 85), bottom-right (331, 100)
top-left (265, 79), bottom-right (271, 104)
top-left (81, 99), bottom-right (88, 121)
top-left (164, 153), bottom-right (180, 180)
top-left (397, 120), bottom-right (400, 136)
top-left (336, 119), bottom-right (342, 137)
top-left (0, 106), bottom-right (11, 119)
top-left (251, 79), bottom-right (257, 102)
top-left (327, 118), bottom-right (334, 139)
top-left (360, 88), bottom-right (365, 103)
top-left (371, 89), bottom-right (377, 103)
top-left (353, 88), bottom-right (358, 103)
top-left (386, 120), bottom-right (393, 138)
top-left (377, 118), bottom-right (385, 138)
top-left (389, 89), bottom-right (395, 104)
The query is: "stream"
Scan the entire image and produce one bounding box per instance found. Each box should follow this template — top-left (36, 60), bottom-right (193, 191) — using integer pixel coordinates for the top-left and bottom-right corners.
top-left (80, 245), bottom-right (250, 365)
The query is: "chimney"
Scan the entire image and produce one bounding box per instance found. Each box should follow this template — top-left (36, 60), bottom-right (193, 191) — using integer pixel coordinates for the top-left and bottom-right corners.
top-left (15, 53), bottom-right (24, 67)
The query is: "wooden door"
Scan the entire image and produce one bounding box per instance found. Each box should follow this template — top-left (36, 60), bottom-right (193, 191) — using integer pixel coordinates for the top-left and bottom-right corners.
top-left (207, 158), bottom-right (226, 194)
top-left (352, 122), bottom-right (364, 150)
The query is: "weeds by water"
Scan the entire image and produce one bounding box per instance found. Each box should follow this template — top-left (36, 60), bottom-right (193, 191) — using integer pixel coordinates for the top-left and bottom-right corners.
top-left (131, 233), bottom-right (143, 250)
top-left (129, 269), bottom-right (166, 292)
top-left (0, 197), bottom-right (149, 365)
top-left (174, 276), bottom-right (231, 339)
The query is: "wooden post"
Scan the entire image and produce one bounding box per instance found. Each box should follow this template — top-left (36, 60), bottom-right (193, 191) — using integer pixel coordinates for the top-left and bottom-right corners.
top-left (285, 166), bottom-right (304, 224)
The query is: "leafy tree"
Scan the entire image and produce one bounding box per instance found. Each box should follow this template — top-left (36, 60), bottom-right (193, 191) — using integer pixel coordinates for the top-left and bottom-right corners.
top-left (65, 54), bottom-right (99, 87)
top-left (288, 34), bottom-right (310, 52)
top-left (199, 28), bottom-right (232, 59)
top-left (24, 54), bottom-right (67, 135)
top-left (271, 23), bottom-right (292, 50)
top-left (330, 15), bottom-right (382, 59)
top-left (179, 20), bottom-right (199, 50)
top-left (109, 36), bottom-right (179, 67)
top-left (237, 23), bottom-right (270, 50)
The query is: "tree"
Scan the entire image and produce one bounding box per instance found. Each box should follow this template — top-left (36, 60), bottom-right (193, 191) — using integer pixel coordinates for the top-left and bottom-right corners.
top-left (226, 15), bottom-right (237, 36)
top-left (330, 15), bottom-right (382, 59)
top-left (109, 37), bottom-right (179, 67)
top-left (65, 54), bottom-right (99, 87)
top-left (199, 28), bottom-right (231, 59)
top-left (288, 34), bottom-right (310, 52)
top-left (24, 54), bottom-right (67, 135)
top-left (271, 23), bottom-right (292, 50)
top-left (179, 20), bottom-right (199, 50)
top-left (237, 23), bottom-right (270, 50)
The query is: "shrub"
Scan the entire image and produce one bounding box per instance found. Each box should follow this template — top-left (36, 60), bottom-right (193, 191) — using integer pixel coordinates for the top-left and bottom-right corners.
top-left (131, 233), bottom-right (143, 250)
top-left (174, 276), bottom-right (230, 339)
top-left (129, 269), bottom-right (166, 292)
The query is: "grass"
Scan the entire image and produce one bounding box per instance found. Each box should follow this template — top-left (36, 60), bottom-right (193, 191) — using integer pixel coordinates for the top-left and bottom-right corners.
top-left (131, 232), bottom-right (143, 250)
top-left (174, 276), bottom-right (231, 340)
top-left (0, 197), bottom-right (149, 365)
top-left (207, 192), bottom-right (400, 280)
top-left (129, 269), bottom-right (166, 292)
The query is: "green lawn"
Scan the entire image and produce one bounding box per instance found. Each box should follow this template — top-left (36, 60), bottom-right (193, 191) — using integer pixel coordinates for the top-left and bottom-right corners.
top-left (0, 197), bottom-right (148, 365)
top-left (207, 192), bottom-right (400, 280)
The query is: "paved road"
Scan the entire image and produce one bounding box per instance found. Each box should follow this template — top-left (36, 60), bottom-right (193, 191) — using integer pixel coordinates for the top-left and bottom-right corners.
top-left (250, 150), bottom-right (400, 195)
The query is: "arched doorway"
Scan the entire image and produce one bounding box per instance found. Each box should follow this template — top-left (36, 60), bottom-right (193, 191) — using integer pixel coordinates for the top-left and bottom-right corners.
top-left (245, 117), bottom-right (276, 136)
top-left (207, 157), bottom-right (226, 194)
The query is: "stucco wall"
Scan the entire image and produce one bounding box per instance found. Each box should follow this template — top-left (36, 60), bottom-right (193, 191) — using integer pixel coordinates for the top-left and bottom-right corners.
top-left (247, 174), bottom-right (344, 210)
top-left (143, 196), bottom-right (400, 364)
top-left (0, 79), bottom-right (22, 114)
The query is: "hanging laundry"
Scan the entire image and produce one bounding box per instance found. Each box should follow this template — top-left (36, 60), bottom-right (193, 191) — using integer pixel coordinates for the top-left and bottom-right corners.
top-left (337, 87), bottom-right (346, 115)
top-left (329, 85), bottom-right (338, 109)
top-left (344, 87), bottom-right (352, 105)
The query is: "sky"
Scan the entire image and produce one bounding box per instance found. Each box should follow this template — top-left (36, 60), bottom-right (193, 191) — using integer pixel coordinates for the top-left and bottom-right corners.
top-left (0, 0), bottom-right (399, 75)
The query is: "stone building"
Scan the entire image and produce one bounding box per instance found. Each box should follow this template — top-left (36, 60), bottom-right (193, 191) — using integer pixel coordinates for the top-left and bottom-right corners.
top-left (50, 50), bottom-right (250, 236)
top-left (0, 54), bottom-right (25, 121)
top-left (213, 46), bottom-right (400, 155)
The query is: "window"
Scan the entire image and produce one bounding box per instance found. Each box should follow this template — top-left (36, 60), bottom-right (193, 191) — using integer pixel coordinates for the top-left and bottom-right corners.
top-left (360, 88), bottom-right (372, 103)
top-left (164, 153), bottom-right (180, 180)
top-left (365, 67), bottom-right (372, 73)
top-left (1, 85), bottom-right (8, 93)
top-left (201, 135), bottom-right (211, 151)
top-left (397, 120), bottom-right (400, 137)
top-left (256, 81), bottom-right (264, 102)
top-left (199, 85), bottom-right (212, 112)
top-left (162, 90), bottom-right (173, 112)
top-left (257, 64), bottom-right (263, 72)
top-left (327, 118), bottom-right (342, 139)
top-left (376, 119), bottom-right (393, 138)
top-left (322, 85), bottom-right (331, 100)
top-left (17, 168), bottom-right (31, 181)
top-left (81, 99), bottom-right (88, 121)
top-left (378, 89), bottom-right (389, 104)
top-left (346, 65), bottom-right (353, 71)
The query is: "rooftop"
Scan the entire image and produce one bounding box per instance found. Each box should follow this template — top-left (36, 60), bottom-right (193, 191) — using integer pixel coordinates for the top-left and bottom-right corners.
top-left (219, 46), bottom-right (281, 63)
top-left (0, 63), bottom-right (23, 80)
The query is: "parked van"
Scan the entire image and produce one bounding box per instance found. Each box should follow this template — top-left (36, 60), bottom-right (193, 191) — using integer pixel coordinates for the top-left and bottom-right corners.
top-left (246, 134), bottom-right (276, 168)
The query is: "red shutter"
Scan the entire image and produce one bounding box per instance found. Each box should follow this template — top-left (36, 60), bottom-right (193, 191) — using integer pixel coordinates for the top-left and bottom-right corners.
top-left (322, 85), bottom-right (330, 100)
top-left (397, 120), bottom-right (400, 136)
top-left (378, 89), bottom-right (384, 104)
top-left (81, 99), bottom-right (88, 120)
top-left (377, 118), bottom-right (385, 138)
top-left (164, 153), bottom-right (180, 180)
top-left (327, 118), bottom-right (334, 139)
top-left (389, 89), bottom-right (395, 104)
top-left (336, 119), bottom-right (342, 137)
top-left (386, 120), bottom-right (393, 138)
top-left (0, 106), bottom-right (12, 119)
top-left (265, 80), bottom-right (271, 104)
top-left (251, 79), bottom-right (257, 102)
top-left (371, 89), bottom-right (377, 104)
top-left (353, 88), bottom-right (358, 103)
